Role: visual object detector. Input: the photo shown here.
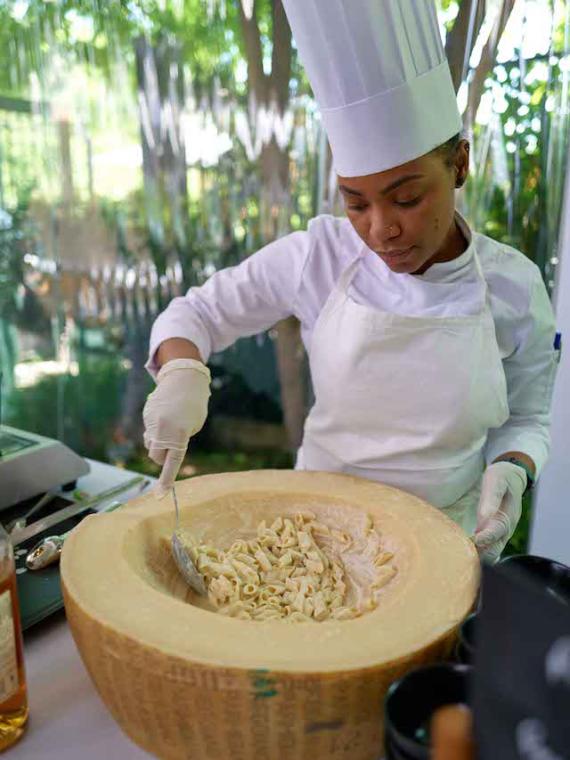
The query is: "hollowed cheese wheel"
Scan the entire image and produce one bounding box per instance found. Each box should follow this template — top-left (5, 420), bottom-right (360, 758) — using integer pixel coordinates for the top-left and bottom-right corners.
top-left (61, 470), bottom-right (479, 760)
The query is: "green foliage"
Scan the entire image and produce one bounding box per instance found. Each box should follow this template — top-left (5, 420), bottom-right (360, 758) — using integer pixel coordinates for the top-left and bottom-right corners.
top-left (463, 13), bottom-right (570, 293)
top-left (504, 492), bottom-right (533, 557)
top-left (0, 192), bottom-right (57, 356)
top-left (124, 446), bottom-right (294, 479)
top-left (0, 1), bottom-right (253, 103)
top-left (4, 352), bottom-right (127, 459)
top-left (0, 209), bottom-right (24, 319)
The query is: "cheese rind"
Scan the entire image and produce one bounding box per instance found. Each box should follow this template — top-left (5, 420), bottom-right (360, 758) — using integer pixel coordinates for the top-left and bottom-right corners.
top-left (61, 470), bottom-right (479, 760)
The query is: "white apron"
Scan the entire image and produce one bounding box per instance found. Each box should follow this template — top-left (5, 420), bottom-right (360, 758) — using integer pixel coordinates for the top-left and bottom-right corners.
top-left (296, 250), bottom-right (509, 535)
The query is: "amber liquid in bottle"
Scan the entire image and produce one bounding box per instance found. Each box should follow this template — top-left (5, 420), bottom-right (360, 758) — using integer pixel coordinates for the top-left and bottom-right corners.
top-left (0, 540), bottom-right (29, 750)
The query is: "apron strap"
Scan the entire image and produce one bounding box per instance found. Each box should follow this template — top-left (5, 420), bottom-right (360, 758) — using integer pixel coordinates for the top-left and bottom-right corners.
top-left (336, 254), bottom-right (364, 294)
top-left (470, 249), bottom-right (491, 313)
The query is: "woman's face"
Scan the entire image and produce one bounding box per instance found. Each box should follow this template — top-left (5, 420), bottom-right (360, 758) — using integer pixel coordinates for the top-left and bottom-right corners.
top-left (338, 141), bottom-right (470, 275)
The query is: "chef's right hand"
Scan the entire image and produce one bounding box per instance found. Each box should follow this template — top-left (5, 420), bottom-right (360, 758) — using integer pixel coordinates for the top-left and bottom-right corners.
top-left (143, 358), bottom-right (211, 496)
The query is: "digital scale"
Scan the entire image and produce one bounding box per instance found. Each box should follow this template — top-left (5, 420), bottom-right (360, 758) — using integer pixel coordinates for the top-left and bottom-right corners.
top-left (0, 424), bottom-right (92, 628)
top-left (0, 425), bottom-right (90, 510)
top-left (0, 424), bottom-right (151, 630)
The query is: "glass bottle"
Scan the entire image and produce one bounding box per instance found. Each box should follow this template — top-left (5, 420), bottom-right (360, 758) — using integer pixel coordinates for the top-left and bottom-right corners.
top-left (0, 523), bottom-right (28, 749)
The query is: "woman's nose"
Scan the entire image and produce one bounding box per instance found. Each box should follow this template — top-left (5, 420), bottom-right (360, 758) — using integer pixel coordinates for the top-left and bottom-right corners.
top-left (369, 209), bottom-right (401, 247)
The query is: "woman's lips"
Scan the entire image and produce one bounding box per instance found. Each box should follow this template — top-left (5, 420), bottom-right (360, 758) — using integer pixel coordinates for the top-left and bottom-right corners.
top-left (378, 246), bottom-right (414, 258)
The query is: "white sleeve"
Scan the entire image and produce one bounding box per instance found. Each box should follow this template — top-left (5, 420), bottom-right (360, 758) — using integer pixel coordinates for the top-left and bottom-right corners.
top-left (145, 230), bottom-right (312, 376)
top-left (484, 270), bottom-right (559, 477)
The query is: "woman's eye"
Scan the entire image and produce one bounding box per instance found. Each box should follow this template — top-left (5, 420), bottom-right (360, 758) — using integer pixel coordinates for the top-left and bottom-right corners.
top-left (347, 205), bottom-right (367, 212)
top-left (395, 197), bottom-right (421, 207)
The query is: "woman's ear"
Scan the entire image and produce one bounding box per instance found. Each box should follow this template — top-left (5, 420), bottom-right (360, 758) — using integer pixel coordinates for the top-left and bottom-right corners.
top-left (455, 139), bottom-right (470, 188)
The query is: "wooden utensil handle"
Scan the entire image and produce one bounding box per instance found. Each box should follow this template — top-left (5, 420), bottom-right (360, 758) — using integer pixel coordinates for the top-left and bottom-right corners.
top-left (431, 704), bottom-right (475, 760)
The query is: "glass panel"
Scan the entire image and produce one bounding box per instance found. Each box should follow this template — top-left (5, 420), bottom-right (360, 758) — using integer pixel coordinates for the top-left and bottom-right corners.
top-left (0, 2), bottom-right (311, 475)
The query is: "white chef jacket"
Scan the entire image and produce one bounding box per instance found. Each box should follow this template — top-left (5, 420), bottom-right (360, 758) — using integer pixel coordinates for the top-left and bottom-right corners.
top-left (147, 213), bottom-right (558, 476)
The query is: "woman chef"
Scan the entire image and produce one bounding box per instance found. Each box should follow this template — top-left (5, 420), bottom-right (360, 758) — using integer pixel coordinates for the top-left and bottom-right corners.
top-left (143, 0), bottom-right (558, 563)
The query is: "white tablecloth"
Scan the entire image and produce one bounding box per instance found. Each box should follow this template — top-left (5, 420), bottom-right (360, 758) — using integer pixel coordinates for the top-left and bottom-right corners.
top-left (11, 459), bottom-right (156, 759)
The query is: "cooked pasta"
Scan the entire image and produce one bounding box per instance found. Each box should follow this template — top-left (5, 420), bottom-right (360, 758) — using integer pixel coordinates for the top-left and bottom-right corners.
top-left (177, 512), bottom-right (397, 623)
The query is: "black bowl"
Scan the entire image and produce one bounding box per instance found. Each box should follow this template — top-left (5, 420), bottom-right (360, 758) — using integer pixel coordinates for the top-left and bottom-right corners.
top-left (384, 663), bottom-right (472, 760)
top-left (500, 554), bottom-right (570, 606)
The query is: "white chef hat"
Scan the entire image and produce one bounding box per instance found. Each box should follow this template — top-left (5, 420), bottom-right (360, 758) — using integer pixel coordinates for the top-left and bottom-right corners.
top-left (282, 0), bottom-right (462, 177)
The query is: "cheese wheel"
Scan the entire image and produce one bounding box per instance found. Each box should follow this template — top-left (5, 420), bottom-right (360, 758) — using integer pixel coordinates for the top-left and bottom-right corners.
top-left (61, 470), bottom-right (479, 760)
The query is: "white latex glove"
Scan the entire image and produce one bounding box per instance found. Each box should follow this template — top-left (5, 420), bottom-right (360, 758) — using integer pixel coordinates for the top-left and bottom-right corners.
top-left (474, 461), bottom-right (527, 563)
top-left (143, 358), bottom-right (211, 496)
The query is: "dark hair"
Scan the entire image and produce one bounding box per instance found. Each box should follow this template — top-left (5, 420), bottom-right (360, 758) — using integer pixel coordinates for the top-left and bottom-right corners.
top-left (432, 132), bottom-right (463, 167)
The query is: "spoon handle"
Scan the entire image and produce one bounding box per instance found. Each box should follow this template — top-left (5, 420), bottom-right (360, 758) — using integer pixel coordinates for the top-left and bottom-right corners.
top-left (172, 485), bottom-right (180, 529)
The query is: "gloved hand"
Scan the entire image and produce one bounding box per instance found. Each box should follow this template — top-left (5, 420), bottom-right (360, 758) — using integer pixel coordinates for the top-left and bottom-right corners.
top-left (474, 461), bottom-right (527, 563)
top-left (143, 358), bottom-right (211, 496)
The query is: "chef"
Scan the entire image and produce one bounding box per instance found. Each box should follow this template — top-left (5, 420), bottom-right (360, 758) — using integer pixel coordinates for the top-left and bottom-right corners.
top-left (143, 0), bottom-right (558, 563)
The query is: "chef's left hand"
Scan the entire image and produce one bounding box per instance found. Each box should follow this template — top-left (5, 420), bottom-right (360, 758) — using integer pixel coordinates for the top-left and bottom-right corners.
top-left (474, 462), bottom-right (527, 563)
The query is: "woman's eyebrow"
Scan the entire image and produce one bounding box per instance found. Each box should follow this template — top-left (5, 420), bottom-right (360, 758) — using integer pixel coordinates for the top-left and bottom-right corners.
top-left (339, 173), bottom-right (425, 198)
top-left (338, 185), bottom-right (364, 197)
top-left (380, 173), bottom-right (425, 194)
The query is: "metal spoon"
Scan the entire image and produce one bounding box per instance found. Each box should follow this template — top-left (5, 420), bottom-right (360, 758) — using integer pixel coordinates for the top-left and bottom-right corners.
top-left (170, 486), bottom-right (207, 596)
top-left (25, 498), bottom-right (126, 570)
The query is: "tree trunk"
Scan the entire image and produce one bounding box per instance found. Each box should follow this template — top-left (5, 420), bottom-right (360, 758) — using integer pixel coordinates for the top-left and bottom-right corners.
top-left (238, 0), bottom-right (307, 451)
top-left (273, 314), bottom-right (306, 450)
top-left (135, 35), bottom-right (189, 290)
top-left (261, 136), bottom-right (306, 450)
top-left (444, 0), bottom-right (517, 130)
top-left (58, 119), bottom-right (74, 208)
top-left (445, 0), bottom-right (486, 93)
top-left (465, 0), bottom-right (517, 127)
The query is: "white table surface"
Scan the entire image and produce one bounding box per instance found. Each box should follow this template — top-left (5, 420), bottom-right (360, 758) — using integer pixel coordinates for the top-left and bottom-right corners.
top-left (10, 459), bottom-right (156, 759)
